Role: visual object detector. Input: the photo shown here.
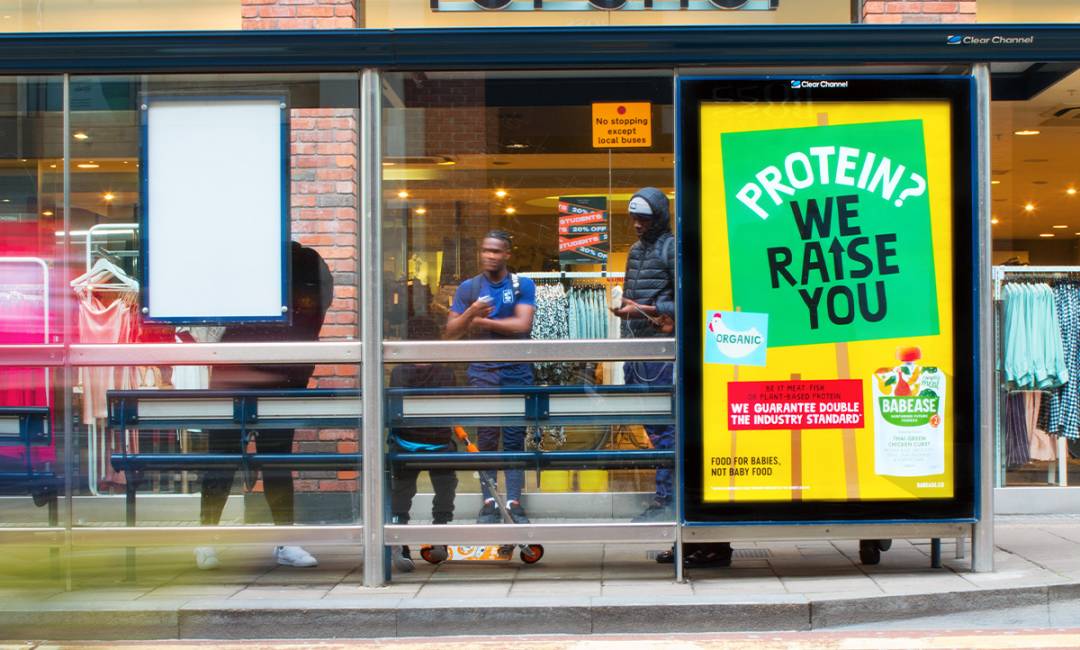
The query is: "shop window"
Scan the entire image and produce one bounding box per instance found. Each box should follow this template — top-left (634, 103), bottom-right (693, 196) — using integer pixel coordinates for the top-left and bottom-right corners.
top-left (991, 68), bottom-right (1080, 488)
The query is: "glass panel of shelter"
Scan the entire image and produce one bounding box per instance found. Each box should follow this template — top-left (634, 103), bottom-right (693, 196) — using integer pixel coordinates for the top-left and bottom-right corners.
top-left (379, 70), bottom-right (679, 538)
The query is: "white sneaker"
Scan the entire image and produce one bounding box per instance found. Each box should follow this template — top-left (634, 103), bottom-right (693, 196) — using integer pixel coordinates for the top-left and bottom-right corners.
top-left (194, 546), bottom-right (219, 570)
top-left (274, 545), bottom-right (318, 568)
top-left (391, 546), bottom-right (415, 573)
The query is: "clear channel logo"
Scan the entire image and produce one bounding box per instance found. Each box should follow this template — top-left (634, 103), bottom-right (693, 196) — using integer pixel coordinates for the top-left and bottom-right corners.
top-left (946, 34), bottom-right (1035, 46)
top-left (790, 80), bottom-right (849, 89)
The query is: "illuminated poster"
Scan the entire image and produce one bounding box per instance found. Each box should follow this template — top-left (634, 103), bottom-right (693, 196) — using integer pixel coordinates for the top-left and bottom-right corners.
top-left (697, 95), bottom-right (958, 504)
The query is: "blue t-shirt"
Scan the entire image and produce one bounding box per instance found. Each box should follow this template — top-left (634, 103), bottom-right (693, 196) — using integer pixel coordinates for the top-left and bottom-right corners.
top-left (451, 273), bottom-right (536, 339)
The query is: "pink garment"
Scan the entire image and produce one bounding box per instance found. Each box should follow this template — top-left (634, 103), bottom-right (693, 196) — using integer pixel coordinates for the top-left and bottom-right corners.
top-left (76, 291), bottom-right (139, 489)
top-left (77, 292), bottom-right (138, 422)
top-left (0, 262), bottom-right (54, 465)
top-left (1027, 392), bottom-right (1058, 462)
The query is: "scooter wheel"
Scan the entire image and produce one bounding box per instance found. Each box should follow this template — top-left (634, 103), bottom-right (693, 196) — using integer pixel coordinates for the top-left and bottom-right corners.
top-left (420, 546), bottom-right (447, 564)
top-left (859, 539), bottom-right (881, 566)
top-left (520, 544), bottom-right (544, 564)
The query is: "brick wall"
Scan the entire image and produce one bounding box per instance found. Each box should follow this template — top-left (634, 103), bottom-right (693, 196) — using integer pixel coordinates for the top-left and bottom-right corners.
top-left (243, 1), bottom-right (361, 501)
top-left (862, 0), bottom-right (976, 23)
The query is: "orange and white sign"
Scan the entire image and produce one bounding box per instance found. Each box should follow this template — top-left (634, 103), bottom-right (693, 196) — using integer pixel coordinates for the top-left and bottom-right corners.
top-left (592, 102), bottom-right (652, 148)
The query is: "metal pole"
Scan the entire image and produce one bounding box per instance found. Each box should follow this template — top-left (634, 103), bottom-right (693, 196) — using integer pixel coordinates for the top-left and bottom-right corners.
top-left (360, 68), bottom-right (386, 588)
top-left (972, 63), bottom-right (995, 573)
top-left (61, 73), bottom-right (74, 591)
top-left (672, 67), bottom-right (685, 585)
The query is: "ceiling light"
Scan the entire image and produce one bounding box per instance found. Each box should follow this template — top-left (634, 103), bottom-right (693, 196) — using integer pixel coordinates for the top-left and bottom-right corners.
top-left (49, 164), bottom-right (56, 169)
top-left (991, 180), bottom-right (1001, 185)
top-left (2, 199), bottom-right (9, 203)
top-left (73, 132), bottom-right (89, 140)
top-left (495, 189), bottom-right (508, 199)
top-left (77, 163), bottom-right (99, 169)
top-left (42, 210), bottom-right (54, 217)
top-left (990, 217), bottom-right (999, 225)
top-left (415, 207), bottom-right (427, 216)
top-left (1053, 224), bottom-right (1068, 229)
top-left (505, 143), bottom-right (529, 150)
top-left (1024, 202), bottom-right (1036, 212)
top-left (382, 161), bottom-right (395, 167)
top-left (397, 190), bottom-right (409, 199)
top-left (436, 159), bottom-right (456, 166)
top-left (504, 207), bottom-right (516, 215)
top-left (1069, 188), bottom-right (1078, 196)
top-left (103, 192), bottom-right (115, 202)
top-left (1040, 233), bottom-right (1055, 238)
top-left (1014, 130), bottom-right (1041, 136)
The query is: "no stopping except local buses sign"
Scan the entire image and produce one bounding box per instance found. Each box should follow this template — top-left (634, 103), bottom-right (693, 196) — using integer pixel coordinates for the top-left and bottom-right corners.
top-left (592, 102), bottom-right (651, 148)
top-left (679, 77), bottom-right (978, 523)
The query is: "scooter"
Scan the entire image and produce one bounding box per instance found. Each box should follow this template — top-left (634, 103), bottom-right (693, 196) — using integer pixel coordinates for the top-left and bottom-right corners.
top-left (419, 426), bottom-right (544, 565)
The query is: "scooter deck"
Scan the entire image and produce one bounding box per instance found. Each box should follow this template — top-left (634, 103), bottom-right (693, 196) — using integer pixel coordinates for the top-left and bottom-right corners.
top-left (440, 544), bottom-right (515, 561)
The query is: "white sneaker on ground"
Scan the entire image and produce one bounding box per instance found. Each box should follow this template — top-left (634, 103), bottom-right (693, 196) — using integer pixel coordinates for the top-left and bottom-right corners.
top-left (194, 546), bottom-right (219, 570)
top-left (274, 545), bottom-right (318, 567)
top-left (391, 545), bottom-right (415, 573)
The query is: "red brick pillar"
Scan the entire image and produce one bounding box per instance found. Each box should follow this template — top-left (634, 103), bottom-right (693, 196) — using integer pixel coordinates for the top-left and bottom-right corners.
top-left (242, 1), bottom-right (362, 504)
top-left (862, 1), bottom-right (976, 23)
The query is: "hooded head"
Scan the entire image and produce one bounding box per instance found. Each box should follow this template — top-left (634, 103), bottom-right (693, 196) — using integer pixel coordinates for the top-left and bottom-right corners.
top-left (627, 187), bottom-right (671, 240)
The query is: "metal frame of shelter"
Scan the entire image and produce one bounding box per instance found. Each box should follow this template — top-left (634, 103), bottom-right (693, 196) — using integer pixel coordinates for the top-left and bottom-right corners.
top-left (0, 21), bottom-right (1067, 587)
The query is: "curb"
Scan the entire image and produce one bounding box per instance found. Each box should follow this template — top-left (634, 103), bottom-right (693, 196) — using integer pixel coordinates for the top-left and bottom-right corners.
top-left (3, 585), bottom-right (1079, 639)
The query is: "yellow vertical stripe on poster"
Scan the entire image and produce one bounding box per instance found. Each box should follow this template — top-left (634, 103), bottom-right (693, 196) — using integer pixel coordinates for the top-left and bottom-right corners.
top-left (700, 101), bottom-right (955, 503)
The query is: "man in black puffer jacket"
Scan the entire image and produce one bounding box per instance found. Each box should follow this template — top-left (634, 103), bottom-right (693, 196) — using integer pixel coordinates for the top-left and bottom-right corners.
top-left (612, 187), bottom-right (732, 568)
top-left (612, 187), bottom-right (676, 521)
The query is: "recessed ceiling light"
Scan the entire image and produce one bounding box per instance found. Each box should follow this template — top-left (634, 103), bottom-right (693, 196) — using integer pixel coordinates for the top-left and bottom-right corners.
top-left (397, 190), bottom-right (409, 199)
top-left (495, 189), bottom-right (508, 199)
top-left (1015, 130), bottom-right (1041, 136)
top-left (505, 143), bottom-right (529, 150)
top-left (77, 163), bottom-right (99, 169)
top-left (1040, 233), bottom-right (1055, 238)
top-left (1024, 202), bottom-right (1036, 212)
top-left (49, 164), bottom-right (56, 169)
top-left (504, 207), bottom-right (516, 215)
top-left (42, 210), bottom-right (53, 217)
top-left (2, 199), bottom-right (10, 203)
top-left (415, 207), bottom-right (427, 216)
top-left (991, 180), bottom-right (1001, 185)
top-left (991, 218), bottom-right (1000, 225)
top-left (103, 192), bottom-right (115, 202)
top-left (1053, 224), bottom-right (1068, 229)
top-left (436, 159), bottom-right (456, 166)
top-left (1069, 188), bottom-right (1078, 196)
top-left (73, 132), bottom-right (89, 140)
top-left (123, 161), bottom-right (129, 165)
top-left (382, 161), bottom-right (395, 167)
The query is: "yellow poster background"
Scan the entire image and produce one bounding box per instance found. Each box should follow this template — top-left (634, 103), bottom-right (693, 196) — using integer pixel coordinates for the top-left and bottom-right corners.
top-left (700, 100), bottom-right (955, 503)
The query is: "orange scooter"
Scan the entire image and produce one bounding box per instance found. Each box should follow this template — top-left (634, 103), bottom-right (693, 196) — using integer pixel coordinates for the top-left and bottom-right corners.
top-left (419, 426), bottom-right (544, 565)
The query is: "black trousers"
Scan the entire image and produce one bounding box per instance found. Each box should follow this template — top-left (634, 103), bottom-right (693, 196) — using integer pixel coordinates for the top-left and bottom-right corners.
top-left (200, 428), bottom-right (295, 526)
top-left (390, 443), bottom-right (457, 525)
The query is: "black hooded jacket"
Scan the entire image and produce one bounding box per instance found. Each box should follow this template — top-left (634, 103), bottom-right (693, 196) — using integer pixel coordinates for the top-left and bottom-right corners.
top-left (623, 188), bottom-right (675, 340)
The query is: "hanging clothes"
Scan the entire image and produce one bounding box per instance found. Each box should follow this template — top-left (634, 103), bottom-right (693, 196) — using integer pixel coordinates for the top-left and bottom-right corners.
top-left (1027, 391), bottom-right (1057, 462)
top-left (1048, 282), bottom-right (1080, 440)
top-left (1004, 392), bottom-right (1031, 467)
top-left (77, 292), bottom-right (139, 422)
top-left (532, 282), bottom-right (576, 386)
top-left (1002, 283), bottom-right (1068, 391)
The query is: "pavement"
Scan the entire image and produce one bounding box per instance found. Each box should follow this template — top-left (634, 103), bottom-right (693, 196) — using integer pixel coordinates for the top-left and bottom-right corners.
top-left (5, 515), bottom-right (1080, 640)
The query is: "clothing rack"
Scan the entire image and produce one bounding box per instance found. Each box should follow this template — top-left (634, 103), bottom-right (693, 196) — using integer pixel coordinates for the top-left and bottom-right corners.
top-left (994, 265), bottom-right (1078, 486)
top-left (992, 265), bottom-right (1080, 299)
top-left (519, 271), bottom-right (624, 280)
top-left (85, 222), bottom-right (138, 273)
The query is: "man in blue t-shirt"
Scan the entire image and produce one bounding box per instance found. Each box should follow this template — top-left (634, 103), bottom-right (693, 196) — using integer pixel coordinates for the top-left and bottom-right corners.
top-left (446, 230), bottom-right (536, 524)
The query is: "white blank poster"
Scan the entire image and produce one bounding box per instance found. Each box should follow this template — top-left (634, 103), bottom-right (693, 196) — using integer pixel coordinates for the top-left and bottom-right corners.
top-left (146, 98), bottom-right (286, 322)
